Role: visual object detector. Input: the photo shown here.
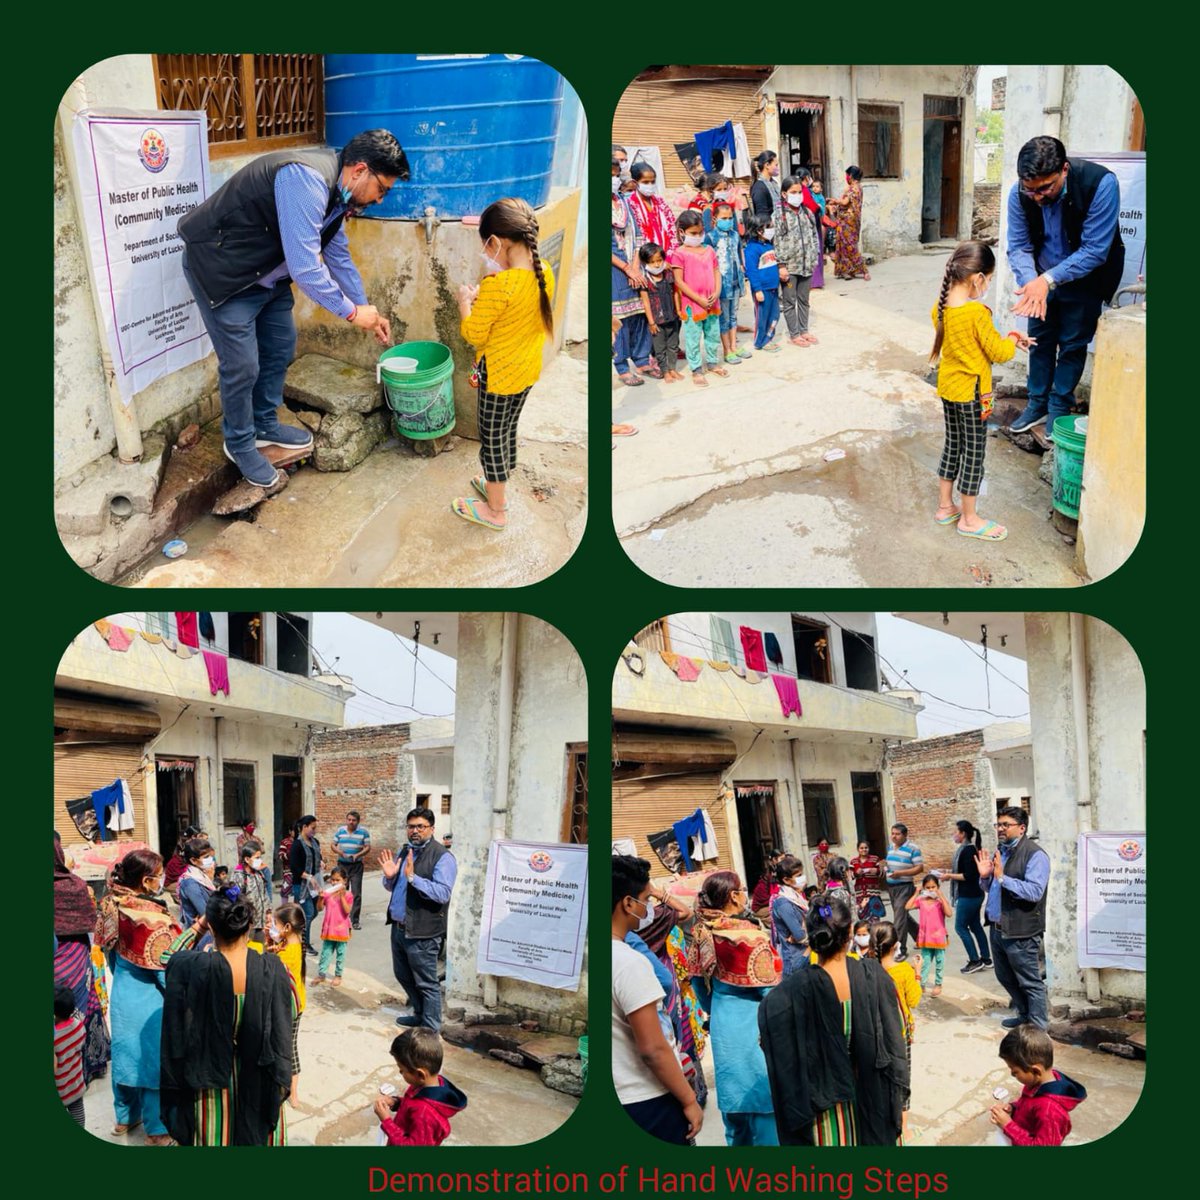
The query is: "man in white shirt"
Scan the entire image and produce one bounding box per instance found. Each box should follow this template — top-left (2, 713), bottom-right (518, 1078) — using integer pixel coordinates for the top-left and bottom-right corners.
top-left (611, 854), bottom-right (703, 1144)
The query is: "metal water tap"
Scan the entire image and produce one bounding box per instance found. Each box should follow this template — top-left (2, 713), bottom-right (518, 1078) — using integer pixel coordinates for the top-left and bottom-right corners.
top-left (422, 206), bottom-right (440, 244)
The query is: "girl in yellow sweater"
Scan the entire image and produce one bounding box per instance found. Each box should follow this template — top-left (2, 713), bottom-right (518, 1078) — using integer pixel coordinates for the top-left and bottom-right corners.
top-left (454, 197), bottom-right (556, 530)
top-left (930, 241), bottom-right (1035, 541)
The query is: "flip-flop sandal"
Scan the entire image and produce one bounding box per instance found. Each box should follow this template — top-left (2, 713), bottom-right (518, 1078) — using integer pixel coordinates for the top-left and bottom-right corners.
top-left (611, 424), bottom-right (638, 437)
top-left (617, 373), bottom-right (644, 387)
top-left (113, 1121), bottom-right (143, 1136)
top-left (935, 508), bottom-right (962, 526)
top-left (452, 496), bottom-right (505, 531)
top-left (958, 520), bottom-right (1007, 541)
top-left (692, 374), bottom-right (708, 386)
top-left (470, 475), bottom-right (508, 509)
top-left (710, 367), bottom-right (730, 377)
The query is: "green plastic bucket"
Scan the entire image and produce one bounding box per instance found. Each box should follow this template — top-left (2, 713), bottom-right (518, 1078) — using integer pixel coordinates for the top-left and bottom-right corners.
top-left (578, 1036), bottom-right (588, 1086)
top-left (1050, 414), bottom-right (1087, 519)
top-left (378, 341), bottom-right (456, 440)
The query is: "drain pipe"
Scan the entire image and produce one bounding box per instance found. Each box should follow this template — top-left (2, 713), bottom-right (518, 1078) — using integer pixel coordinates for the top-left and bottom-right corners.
top-left (213, 715), bottom-right (224, 839)
top-left (483, 613), bottom-right (519, 1010)
top-left (60, 77), bottom-right (144, 463)
top-left (1069, 613), bottom-right (1101, 1003)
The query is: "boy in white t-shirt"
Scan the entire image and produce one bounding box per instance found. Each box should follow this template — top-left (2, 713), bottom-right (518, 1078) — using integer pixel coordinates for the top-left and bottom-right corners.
top-left (611, 854), bottom-right (703, 1144)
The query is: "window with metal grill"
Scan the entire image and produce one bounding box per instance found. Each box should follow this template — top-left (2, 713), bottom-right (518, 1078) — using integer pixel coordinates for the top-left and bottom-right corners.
top-left (857, 102), bottom-right (902, 179)
top-left (153, 54), bottom-right (324, 158)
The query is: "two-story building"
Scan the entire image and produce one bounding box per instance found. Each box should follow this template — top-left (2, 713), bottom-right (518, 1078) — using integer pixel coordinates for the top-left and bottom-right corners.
top-left (612, 611), bottom-right (920, 892)
top-left (54, 611), bottom-right (350, 874)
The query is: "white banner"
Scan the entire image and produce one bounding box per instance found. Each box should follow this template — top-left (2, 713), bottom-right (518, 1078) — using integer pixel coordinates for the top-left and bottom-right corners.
top-left (1077, 831), bottom-right (1146, 970)
top-left (72, 110), bottom-right (212, 403)
top-left (477, 840), bottom-right (587, 990)
top-left (1087, 151), bottom-right (1146, 302)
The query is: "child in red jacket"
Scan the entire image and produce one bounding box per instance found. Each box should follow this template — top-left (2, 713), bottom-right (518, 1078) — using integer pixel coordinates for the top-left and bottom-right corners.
top-left (373, 1027), bottom-right (468, 1146)
top-left (990, 1025), bottom-right (1087, 1145)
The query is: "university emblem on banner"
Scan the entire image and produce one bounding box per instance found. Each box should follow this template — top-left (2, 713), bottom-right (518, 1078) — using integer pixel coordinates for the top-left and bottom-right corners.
top-left (138, 128), bottom-right (169, 173)
top-left (528, 850), bottom-right (554, 872)
top-left (1117, 839), bottom-right (1143, 862)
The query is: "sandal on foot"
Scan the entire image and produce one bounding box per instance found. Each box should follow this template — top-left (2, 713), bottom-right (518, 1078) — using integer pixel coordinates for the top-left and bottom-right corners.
top-left (710, 366), bottom-right (730, 377)
top-left (452, 496), bottom-right (505, 530)
top-left (470, 476), bottom-right (508, 509)
top-left (113, 1122), bottom-right (143, 1136)
top-left (789, 336), bottom-right (810, 347)
top-left (935, 507), bottom-right (962, 526)
top-left (611, 424), bottom-right (638, 437)
top-left (692, 373), bottom-right (708, 386)
top-left (958, 519), bottom-right (1007, 541)
top-left (802, 333), bottom-right (819, 344)
top-left (617, 373), bottom-right (644, 387)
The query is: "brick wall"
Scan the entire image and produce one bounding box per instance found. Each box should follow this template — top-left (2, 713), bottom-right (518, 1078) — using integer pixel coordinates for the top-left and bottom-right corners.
top-left (312, 724), bottom-right (413, 868)
top-left (887, 731), bottom-right (993, 872)
top-left (973, 183), bottom-right (1001, 241)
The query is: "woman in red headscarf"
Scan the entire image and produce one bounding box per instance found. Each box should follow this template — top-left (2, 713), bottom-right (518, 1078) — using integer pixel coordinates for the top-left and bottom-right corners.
top-left (811, 840), bottom-right (834, 889)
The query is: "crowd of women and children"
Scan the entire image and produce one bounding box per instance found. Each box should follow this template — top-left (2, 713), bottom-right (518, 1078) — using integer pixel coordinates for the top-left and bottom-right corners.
top-left (53, 820), bottom-right (466, 1146)
top-left (611, 812), bottom-right (1083, 1147)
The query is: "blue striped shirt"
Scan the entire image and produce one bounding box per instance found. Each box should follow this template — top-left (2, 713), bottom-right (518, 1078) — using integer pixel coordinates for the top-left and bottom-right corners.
top-left (334, 824), bottom-right (371, 862)
top-left (257, 164), bottom-right (367, 318)
top-left (885, 840), bottom-right (923, 885)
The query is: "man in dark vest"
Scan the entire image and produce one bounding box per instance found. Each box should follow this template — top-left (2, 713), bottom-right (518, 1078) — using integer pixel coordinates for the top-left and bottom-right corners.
top-left (179, 129), bottom-right (410, 487)
top-left (976, 807), bottom-right (1051, 1030)
top-left (1005, 135), bottom-right (1124, 435)
top-left (381, 806), bottom-right (457, 1031)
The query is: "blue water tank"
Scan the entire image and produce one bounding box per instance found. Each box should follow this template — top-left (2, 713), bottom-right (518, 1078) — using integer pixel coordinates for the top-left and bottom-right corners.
top-left (324, 54), bottom-right (563, 220)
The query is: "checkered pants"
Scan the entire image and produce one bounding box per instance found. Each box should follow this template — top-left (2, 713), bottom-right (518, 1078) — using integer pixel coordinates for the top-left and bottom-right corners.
top-left (477, 357), bottom-right (532, 483)
top-left (291, 1010), bottom-right (302, 1074)
top-left (938, 396), bottom-right (987, 497)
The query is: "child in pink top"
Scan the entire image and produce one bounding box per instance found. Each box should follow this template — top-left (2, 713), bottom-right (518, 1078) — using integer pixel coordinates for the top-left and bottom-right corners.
top-left (906, 874), bottom-right (953, 994)
top-left (667, 209), bottom-right (729, 387)
top-left (316, 865), bottom-right (354, 985)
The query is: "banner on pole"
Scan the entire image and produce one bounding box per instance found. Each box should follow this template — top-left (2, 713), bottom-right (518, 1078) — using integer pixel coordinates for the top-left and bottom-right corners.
top-left (1076, 831), bottom-right (1146, 970)
top-left (72, 110), bottom-right (212, 403)
top-left (477, 840), bottom-right (587, 990)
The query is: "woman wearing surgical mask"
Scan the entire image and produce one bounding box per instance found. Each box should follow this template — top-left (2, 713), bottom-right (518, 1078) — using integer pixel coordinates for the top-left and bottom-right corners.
top-left (177, 835), bottom-right (217, 929)
top-left (686, 870), bottom-right (781, 1146)
top-left (235, 837), bottom-right (273, 946)
top-left (625, 162), bottom-right (677, 265)
top-left (770, 855), bottom-right (810, 977)
top-left (96, 848), bottom-right (181, 1144)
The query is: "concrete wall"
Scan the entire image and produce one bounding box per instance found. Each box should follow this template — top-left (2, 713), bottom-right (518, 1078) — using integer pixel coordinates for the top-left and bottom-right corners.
top-left (1024, 614), bottom-right (1146, 1004)
top-left (1077, 307), bottom-right (1146, 581)
top-left (763, 65), bottom-right (976, 257)
top-left (412, 753), bottom-right (454, 831)
top-left (312, 724), bottom-right (414, 867)
top-left (445, 614), bottom-right (588, 1032)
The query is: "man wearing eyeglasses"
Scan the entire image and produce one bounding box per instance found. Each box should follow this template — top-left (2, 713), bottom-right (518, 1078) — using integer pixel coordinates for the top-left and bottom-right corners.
top-left (179, 129), bottom-right (410, 487)
top-left (380, 806), bottom-right (457, 1031)
top-left (976, 807), bottom-right (1051, 1030)
top-left (1004, 135), bottom-right (1124, 436)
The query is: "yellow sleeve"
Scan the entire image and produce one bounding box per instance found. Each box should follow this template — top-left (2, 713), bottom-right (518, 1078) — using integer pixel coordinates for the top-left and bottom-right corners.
top-left (461, 274), bottom-right (512, 349)
top-left (930, 302), bottom-right (941, 331)
top-left (974, 306), bottom-right (1017, 366)
top-left (904, 965), bottom-right (923, 1009)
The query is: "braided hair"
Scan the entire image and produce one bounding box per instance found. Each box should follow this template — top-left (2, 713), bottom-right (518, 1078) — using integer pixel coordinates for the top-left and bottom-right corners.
top-left (479, 197), bottom-right (554, 336)
top-left (930, 240), bottom-right (996, 360)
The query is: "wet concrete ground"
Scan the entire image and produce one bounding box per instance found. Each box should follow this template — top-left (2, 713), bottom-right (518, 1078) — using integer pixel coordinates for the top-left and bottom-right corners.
top-left (613, 252), bottom-right (1082, 589)
top-left (81, 878), bottom-right (577, 1147)
top-left (687, 923), bottom-right (1142, 1148)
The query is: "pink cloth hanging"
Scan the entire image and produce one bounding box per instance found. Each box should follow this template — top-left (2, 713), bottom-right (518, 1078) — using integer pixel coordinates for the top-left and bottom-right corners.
top-left (202, 650), bottom-right (230, 697)
top-left (772, 673), bottom-right (803, 718)
top-left (675, 657), bottom-right (702, 682)
top-left (107, 624), bottom-right (134, 652)
top-left (739, 626), bottom-right (768, 673)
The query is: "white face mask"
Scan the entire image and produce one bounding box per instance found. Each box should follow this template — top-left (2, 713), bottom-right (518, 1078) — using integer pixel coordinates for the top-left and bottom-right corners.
top-left (974, 276), bottom-right (992, 299)
top-left (855, 933), bottom-right (871, 948)
top-left (611, 176), bottom-right (621, 195)
top-left (251, 857), bottom-right (263, 871)
top-left (786, 193), bottom-right (804, 208)
top-left (762, 228), bottom-right (775, 241)
top-left (200, 855), bottom-right (215, 870)
top-left (791, 874), bottom-right (806, 891)
top-left (645, 262), bottom-right (666, 275)
top-left (637, 181), bottom-right (656, 197)
top-left (683, 233), bottom-right (704, 247)
top-left (635, 897), bottom-right (658, 932)
top-left (481, 239), bottom-right (504, 276)
top-left (713, 190), bottom-right (729, 200)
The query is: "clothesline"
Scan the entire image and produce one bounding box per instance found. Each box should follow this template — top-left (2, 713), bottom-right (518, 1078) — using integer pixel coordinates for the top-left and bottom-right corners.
top-left (91, 617), bottom-right (231, 697)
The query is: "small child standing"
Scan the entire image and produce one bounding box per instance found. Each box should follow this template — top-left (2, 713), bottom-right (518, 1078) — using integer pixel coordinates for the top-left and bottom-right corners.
top-left (373, 1028), bottom-right (468, 1146)
top-left (54, 985), bottom-right (86, 1127)
top-left (930, 241), bottom-right (1035, 541)
top-left (456, 197), bottom-right (556, 531)
top-left (316, 866), bottom-right (354, 986)
top-left (668, 210), bottom-right (727, 386)
top-left (742, 214), bottom-right (781, 352)
top-left (638, 243), bottom-right (684, 383)
top-left (707, 201), bottom-right (750, 365)
top-left (269, 903), bottom-right (308, 1105)
top-left (873, 920), bottom-right (921, 1134)
top-left (991, 1025), bottom-right (1087, 1146)
top-left (777, 176), bottom-right (820, 347)
top-left (907, 874), bottom-right (953, 995)
top-left (852, 920), bottom-right (873, 959)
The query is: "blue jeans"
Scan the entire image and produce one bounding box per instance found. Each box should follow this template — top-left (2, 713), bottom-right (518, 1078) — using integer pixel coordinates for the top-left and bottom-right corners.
top-left (753, 288), bottom-right (780, 348)
top-left (1018, 291), bottom-right (1104, 432)
top-left (989, 927), bottom-right (1048, 1029)
top-left (613, 312), bottom-right (651, 375)
top-left (390, 923), bottom-right (444, 1030)
top-left (719, 294), bottom-right (740, 334)
top-left (182, 256), bottom-right (296, 454)
top-left (955, 895), bottom-right (988, 961)
top-left (293, 885), bottom-right (316, 950)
